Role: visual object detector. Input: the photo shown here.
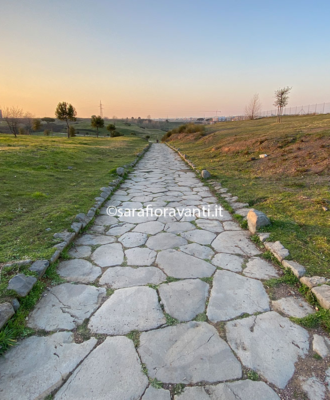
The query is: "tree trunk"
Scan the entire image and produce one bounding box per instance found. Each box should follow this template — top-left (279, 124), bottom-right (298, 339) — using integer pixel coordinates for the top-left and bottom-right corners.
top-left (66, 120), bottom-right (70, 138)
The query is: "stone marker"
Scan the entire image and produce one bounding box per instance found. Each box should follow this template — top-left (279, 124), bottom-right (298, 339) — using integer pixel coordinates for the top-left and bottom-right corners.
top-left (272, 296), bottom-right (315, 318)
top-left (91, 243), bottom-right (124, 267)
top-left (206, 380), bottom-right (280, 400)
top-left (0, 302), bottom-right (15, 329)
top-left (201, 170), bottom-right (211, 179)
top-left (7, 274), bottom-right (37, 297)
top-left (247, 209), bottom-right (270, 234)
top-left (156, 249), bottom-right (216, 278)
top-left (138, 321), bottom-right (242, 384)
top-left (243, 257), bottom-right (279, 280)
top-left (312, 334), bottom-right (330, 358)
top-left (207, 270), bottom-right (270, 321)
top-left (58, 259), bottom-right (101, 283)
top-left (159, 279), bottom-right (209, 321)
top-left (27, 283), bottom-right (106, 331)
top-left (0, 332), bottom-right (96, 400)
top-left (29, 260), bottom-right (49, 277)
top-left (282, 260), bottom-right (306, 278)
top-left (88, 286), bottom-right (165, 335)
top-left (312, 285), bottom-right (330, 309)
top-left (99, 266), bottom-right (166, 288)
top-left (226, 311), bottom-right (309, 389)
top-left (55, 337), bottom-right (148, 400)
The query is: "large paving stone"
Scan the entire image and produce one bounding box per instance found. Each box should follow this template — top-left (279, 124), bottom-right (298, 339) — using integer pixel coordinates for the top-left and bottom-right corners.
top-left (119, 232), bottom-right (148, 247)
top-left (174, 386), bottom-right (209, 400)
top-left (243, 257), bottom-right (279, 280)
top-left (68, 245), bottom-right (91, 258)
top-left (94, 215), bottom-right (118, 226)
top-left (106, 223), bottom-right (135, 236)
top-left (88, 286), bottom-right (165, 335)
top-left (119, 214), bottom-right (157, 224)
top-left (181, 229), bottom-right (216, 245)
top-left (142, 387), bottom-right (171, 400)
top-left (138, 321), bottom-right (242, 384)
top-left (226, 311), bottom-right (310, 389)
top-left (195, 219), bottom-right (224, 233)
top-left (7, 274), bottom-right (37, 297)
top-left (312, 334), bottom-right (330, 358)
top-left (179, 243), bottom-right (214, 260)
top-left (58, 259), bottom-right (101, 283)
top-left (164, 221), bottom-right (195, 234)
top-left (211, 253), bottom-right (244, 272)
top-left (212, 231), bottom-right (260, 256)
top-left (126, 247), bottom-right (157, 265)
top-left (146, 232), bottom-right (187, 250)
top-left (0, 332), bottom-right (96, 400)
top-left (75, 234), bottom-right (115, 246)
top-left (55, 336), bottom-right (148, 400)
top-left (272, 296), bottom-right (315, 318)
top-left (99, 266), bottom-right (166, 288)
top-left (27, 283), bottom-right (106, 331)
top-left (156, 249), bottom-right (216, 278)
top-left (207, 270), bottom-right (270, 322)
top-left (91, 243), bottom-right (124, 267)
top-left (300, 376), bottom-right (326, 400)
top-left (133, 221), bottom-right (164, 234)
top-left (205, 380), bottom-right (280, 400)
top-left (159, 279), bottom-right (209, 321)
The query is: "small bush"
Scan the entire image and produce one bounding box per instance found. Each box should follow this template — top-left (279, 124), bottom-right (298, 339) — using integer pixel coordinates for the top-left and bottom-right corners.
top-left (130, 132), bottom-right (136, 136)
top-left (145, 135), bottom-right (150, 140)
top-left (110, 131), bottom-right (121, 137)
top-left (44, 129), bottom-right (50, 136)
top-left (18, 127), bottom-right (26, 135)
top-left (69, 126), bottom-right (76, 137)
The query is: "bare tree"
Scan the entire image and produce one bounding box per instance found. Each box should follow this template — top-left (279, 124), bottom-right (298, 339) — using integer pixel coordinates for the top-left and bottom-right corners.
top-left (274, 87), bottom-right (291, 123)
top-left (23, 112), bottom-right (35, 135)
top-left (245, 94), bottom-right (262, 120)
top-left (3, 107), bottom-right (24, 137)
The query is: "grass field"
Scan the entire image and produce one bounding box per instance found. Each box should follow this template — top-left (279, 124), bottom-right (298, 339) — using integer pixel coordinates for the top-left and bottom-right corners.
top-left (0, 134), bottom-right (146, 264)
top-left (166, 114), bottom-right (330, 277)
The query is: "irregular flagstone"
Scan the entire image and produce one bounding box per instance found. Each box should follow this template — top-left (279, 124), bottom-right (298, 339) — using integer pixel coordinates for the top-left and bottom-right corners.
top-left (142, 387), bottom-right (171, 400)
top-left (138, 321), bottom-right (242, 384)
top-left (159, 279), bottom-right (209, 321)
top-left (119, 214), bottom-right (157, 224)
top-left (164, 221), bottom-right (195, 234)
top-left (174, 386), bottom-right (209, 400)
top-left (0, 332), bottom-right (96, 400)
top-left (195, 219), bottom-right (224, 233)
top-left (99, 266), bottom-right (166, 289)
top-left (126, 247), bottom-right (157, 266)
top-left (156, 249), bottom-right (216, 278)
top-left (205, 380), bottom-right (280, 400)
top-left (207, 270), bottom-right (270, 322)
top-left (88, 286), bottom-right (165, 335)
top-left (181, 229), bottom-right (216, 245)
top-left (133, 221), bottom-right (164, 235)
top-left (27, 283), bottom-right (106, 331)
top-left (211, 252), bottom-right (244, 272)
top-left (146, 232), bottom-right (187, 250)
top-left (55, 337), bottom-right (148, 400)
top-left (312, 334), bottom-right (330, 358)
top-left (106, 223), bottom-right (135, 236)
top-left (91, 243), bottom-right (124, 267)
top-left (212, 231), bottom-right (260, 256)
top-left (68, 245), bottom-right (92, 258)
top-left (226, 311), bottom-right (310, 389)
top-left (118, 232), bottom-right (147, 247)
top-left (223, 220), bottom-right (242, 230)
top-left (121, 201), bottom-right (143, 209)
top-left (75, 234), bottom-right (115, 246)
top-left (272, 296), bottom-right (315, 318)
top-left (57, 259), bottom-right (101, 283)
top-left (300, 377), bottom-right (326, 400)
top-left (180, 243), bottom-right (214, 260)
top-left (243, 257), bottom-right (279, 280)
top-left (94, 215), bottom-right (118, 226)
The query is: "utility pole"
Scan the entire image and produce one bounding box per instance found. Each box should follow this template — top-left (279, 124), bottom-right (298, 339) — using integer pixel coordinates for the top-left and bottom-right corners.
top-left (99, 101), bottom-right (103, 118)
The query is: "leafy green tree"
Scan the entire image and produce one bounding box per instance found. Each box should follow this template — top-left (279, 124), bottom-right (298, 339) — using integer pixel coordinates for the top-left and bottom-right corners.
top-left (55, 102), bottom-right (77, 138)
top-left (91, 115), bottom-right (104, 137)
top-left (32, 119), bottom-right (41, 131)
top-left (106, 123), bottom-right (116, 134)
top-left (69, 126), bottom-right (76, 137)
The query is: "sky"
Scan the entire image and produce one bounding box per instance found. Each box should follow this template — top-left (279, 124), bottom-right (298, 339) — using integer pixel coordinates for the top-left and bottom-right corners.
top-left (1, 0), bottom-right (330, 118)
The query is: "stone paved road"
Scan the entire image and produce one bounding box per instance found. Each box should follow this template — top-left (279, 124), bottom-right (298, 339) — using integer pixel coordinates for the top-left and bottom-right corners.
top-left (0, 144), bottom-right (327, 399)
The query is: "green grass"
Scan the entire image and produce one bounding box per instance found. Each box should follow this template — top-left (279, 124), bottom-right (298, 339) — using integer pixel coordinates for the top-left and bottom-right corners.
top-left (0, 134), bottom-right (146, 264)
top-left (168, 114), bottom-right (330, 277)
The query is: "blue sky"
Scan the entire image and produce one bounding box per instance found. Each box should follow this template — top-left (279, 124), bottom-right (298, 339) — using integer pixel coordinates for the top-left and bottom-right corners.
top-left (1, 0), bottom-right (329, 117)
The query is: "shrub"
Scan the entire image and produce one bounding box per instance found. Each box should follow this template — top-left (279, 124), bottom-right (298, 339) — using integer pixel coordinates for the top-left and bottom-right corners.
top-left (145, 135), bottom-right (150, 140)
top-left (18, 127), bottom-right (26, 135)
top-left (110, 131), bottom-right (121, 137)
top-left (130, 132), bottom-right (136, 136)
top-left (69, 126), bottom-right (76, 137)
top-left (44, 129), bottom-right (50, 136)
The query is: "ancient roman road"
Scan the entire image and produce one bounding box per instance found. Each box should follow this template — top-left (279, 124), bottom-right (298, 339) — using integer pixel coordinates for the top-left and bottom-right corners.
top-left (0, 144), bottom-right (326, 399)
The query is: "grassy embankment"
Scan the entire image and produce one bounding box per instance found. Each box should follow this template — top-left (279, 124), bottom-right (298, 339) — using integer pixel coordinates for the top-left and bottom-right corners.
top-left (166, 114), bottom-right (330, 278)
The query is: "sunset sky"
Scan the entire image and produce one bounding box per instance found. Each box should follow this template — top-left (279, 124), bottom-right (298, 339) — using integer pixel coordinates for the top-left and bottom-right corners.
top-left (1, 0), bottom-right (330, 119)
